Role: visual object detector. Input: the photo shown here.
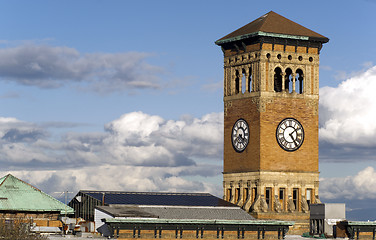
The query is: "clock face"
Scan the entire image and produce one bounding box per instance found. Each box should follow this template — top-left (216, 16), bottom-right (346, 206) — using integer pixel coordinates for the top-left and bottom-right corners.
top-left (276, 118), bottom-right (304, 151)
top-left (231, 119), bottom-right (249, 152)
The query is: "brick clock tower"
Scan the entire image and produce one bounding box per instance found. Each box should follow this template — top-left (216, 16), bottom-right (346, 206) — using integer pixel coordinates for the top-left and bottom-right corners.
top-left (215, 11), bottom-right (328, 223)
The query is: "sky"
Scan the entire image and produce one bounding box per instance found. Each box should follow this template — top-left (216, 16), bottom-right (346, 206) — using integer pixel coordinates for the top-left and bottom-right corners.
top-left (0, 0), bottom-right (376, 220)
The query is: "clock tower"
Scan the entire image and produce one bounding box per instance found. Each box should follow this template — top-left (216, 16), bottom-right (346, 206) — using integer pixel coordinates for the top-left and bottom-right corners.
top-left (215, 11), bottom-right (328, 224)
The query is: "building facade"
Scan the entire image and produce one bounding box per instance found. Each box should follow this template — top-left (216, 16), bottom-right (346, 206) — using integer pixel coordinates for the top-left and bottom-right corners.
top-left (69, 191), bottom-right (294, 238)
top-left (215, 11), bottom-right (328, 223)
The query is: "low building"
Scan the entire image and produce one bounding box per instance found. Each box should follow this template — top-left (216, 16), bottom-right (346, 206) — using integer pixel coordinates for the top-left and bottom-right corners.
top-left (95, 204), bottom-right (257, 237)
top-left (0, 174), bottom-right (74, 231)
top-left (336, 221), bottom-right (376, 239)
top-left (68, 191), bottom-right (238, 222)
top-left (103, 218), bottom-right (293, 239)
top-left (310, 203), bottom-right (346, 237)
top-left (69, 191), bottom-right (294, 239)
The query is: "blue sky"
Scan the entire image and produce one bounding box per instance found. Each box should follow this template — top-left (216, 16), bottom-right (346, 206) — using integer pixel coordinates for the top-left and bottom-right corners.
top-left (0, 0), bottom-right (376, 220)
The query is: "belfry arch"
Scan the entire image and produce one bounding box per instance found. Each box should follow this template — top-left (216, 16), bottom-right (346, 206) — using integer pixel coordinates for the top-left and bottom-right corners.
top-left (295, 69), bottom-right (304, 94)
top-left (274, 67), bottom-right (282, 92)
top-left (235, 70), bottom-right (240, 94)
top-left (247, 67), bottom-right (252, 93)
top-left (285, 68), bottom-right (293, 93)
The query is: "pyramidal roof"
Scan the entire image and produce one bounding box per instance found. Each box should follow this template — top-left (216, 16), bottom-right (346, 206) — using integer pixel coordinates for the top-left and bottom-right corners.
top-left (216, 11), bottom-right (329, 45)
top-left (0, 174), bottom-right (74, 214)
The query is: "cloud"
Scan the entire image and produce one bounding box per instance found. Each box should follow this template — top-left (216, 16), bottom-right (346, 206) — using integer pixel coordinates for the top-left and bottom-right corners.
top-left (0, 165), bottom-right (222, 199)
top-left (319, 65), bottom-right (376, 162)
top-left (0, 112), bottom-right (224, 196)
top-left (103, 111), bottom-right (223, 165)
top-left (320, 166), bottom-right (376, 200)
top-left (0, 44), bottom-right (164, 93)
top-left (0, 117), bottom-right (46, 143)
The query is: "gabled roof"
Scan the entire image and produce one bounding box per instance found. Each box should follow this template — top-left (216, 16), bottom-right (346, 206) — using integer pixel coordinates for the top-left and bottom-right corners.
top-left (79, 191), bottom-right (236, 207)
top-left (216, 11), bottom-right (329, 45)
top-left (0, 174), bottom-right (74, 214)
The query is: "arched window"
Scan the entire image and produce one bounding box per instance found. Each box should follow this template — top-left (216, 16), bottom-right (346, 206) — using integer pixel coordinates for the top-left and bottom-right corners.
top-left (248, 67), bottom-right (252, 93)
top-left (285, 68), bottom-right (293, 93)
top-left (296, 69), bottom-right (304, 94)
top-left (235, 70), bottom-right (240, 94)
top-left (242, 69), bottom-right (246, 93)
top-left (274, 67), bottom-right (282, 92)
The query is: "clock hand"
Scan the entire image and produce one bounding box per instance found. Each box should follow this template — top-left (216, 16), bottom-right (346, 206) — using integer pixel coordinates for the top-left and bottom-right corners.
top-left (290, 127), bottom-right (301, 135)
top-left (237, 133), bottom-right (244, 143)
top-left (289, 132), bottom-right (299, 146)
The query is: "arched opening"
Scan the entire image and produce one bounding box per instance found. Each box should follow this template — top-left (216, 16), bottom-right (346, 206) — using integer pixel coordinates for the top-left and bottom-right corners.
top-left (242, 69), bottom-right (246, 93)
top-left (248, 67), bottom-right (252, 92)
top-left (285, 68), bottom-right (293, 93)
top-left (274, 67), bottom-right (282, 92)
top-left (296, 69), bottom-right (304, 94)
top-left (235, 70), bottom-right (240, 94)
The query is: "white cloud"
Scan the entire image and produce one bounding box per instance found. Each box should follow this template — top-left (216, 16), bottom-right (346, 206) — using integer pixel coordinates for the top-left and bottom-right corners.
top-left (0, 112), bottom-right (224, 196)
top-left (0, 112), bottom-right (223, 168)
top-left (320, 166), bottom-right (376, 200)
top-left (103, 111), bottom-right (223, 165)
top-left (0, 44), bottom-right (164, 93)
top-left (319, 65), bottom-right (376, 146)
top-left (0, 165), bottom-right (221, 198)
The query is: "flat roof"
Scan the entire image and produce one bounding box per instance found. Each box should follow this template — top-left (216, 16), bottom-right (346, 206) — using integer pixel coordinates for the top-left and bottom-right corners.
top-left (96, 205), bottom-right (255, 220)
top-left (80, 191), bottom-right (236, 207)
top-left (103, 218), bottom-right (294, 226)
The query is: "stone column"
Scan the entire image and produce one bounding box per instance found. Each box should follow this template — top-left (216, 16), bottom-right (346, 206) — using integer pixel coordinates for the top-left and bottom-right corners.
top-left (230, 182), bottom-right (235, 204)
top-left (236, 181), bottom-right (244, 207)
top-left (292, 74), bottom-right (296, 92)
top-left (281, 73), bottom-right (286, 91)
top-left (244, 70), bottom-right (249, 93)
top-left (299, 74), bottom-right (304, 93)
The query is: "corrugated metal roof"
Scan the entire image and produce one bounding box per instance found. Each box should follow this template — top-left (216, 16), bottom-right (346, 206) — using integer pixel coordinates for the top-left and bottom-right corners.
top-left (96, 205), bottom-right (158, 218)
top-left (0, 174), bottom-right (74, 214)
top-left (97, 205), bottom-right (255, 221)
top-left (139, 206), bottom-right (255, 220)
top-left (80, 191), bottom-right (236, 207)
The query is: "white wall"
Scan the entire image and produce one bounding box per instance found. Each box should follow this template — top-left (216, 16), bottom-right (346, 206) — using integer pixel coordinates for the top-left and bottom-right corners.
top-left (94, 208), bottom-right (112, 232)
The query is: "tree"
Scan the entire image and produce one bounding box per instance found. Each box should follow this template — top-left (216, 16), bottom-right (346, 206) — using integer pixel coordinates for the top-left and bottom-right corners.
top-left (0, 219), bottom-right (47, 240)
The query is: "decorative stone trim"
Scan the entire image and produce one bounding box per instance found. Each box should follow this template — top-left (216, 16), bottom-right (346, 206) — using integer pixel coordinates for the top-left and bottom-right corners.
top-left (224, 101), bottom-right (232, 116)
top-left (251, 97), bottom-right (273, 112)
top-left (306, 99), bottom-right (318, 115)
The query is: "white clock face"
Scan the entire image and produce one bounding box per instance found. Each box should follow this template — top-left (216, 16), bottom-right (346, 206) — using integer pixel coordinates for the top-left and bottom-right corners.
top-left (231, 119), bottom-right (249, 152)
top-left (276, 118), bottom-right (304, 151)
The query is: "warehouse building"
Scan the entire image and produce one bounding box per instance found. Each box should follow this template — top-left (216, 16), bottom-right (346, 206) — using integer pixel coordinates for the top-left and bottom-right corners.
top-left (69, 190), bottom-right (293, 239)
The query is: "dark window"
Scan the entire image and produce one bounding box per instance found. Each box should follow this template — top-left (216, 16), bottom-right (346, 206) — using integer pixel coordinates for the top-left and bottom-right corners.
top-left (279, 188), bottom-right (285, 210)
top-left (265, 188), bottom-right (271, 209)
top-left (244, 188), bottom-right (249, 202)
top-left (252, 187), bottom-right (257, 202)
top-left (235, 188), bottom-right (240, 202)
top-left (293, 188), bottom-right (299, 211)
top-left (227, 188), bottom-right (232, 202)
top-left (274, 67), bottom-right (282, 92)
top-left (279, 189), bottom-right (284, 200)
